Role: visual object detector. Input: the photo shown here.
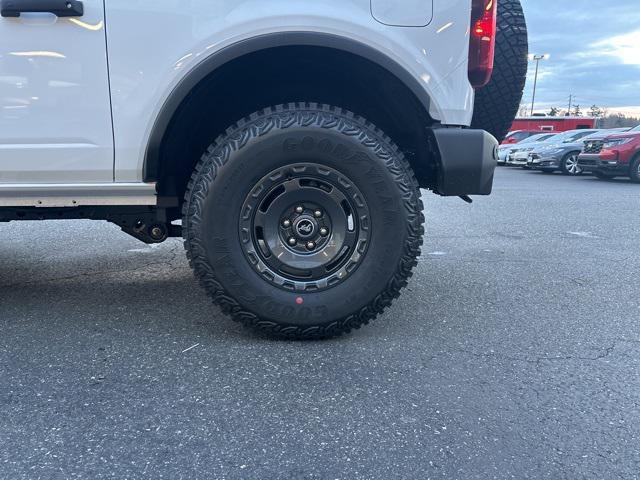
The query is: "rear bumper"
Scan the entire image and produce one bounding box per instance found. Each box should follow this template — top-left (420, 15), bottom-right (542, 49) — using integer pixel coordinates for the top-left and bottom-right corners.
top-left (428, 128), bottom-right (498, 196)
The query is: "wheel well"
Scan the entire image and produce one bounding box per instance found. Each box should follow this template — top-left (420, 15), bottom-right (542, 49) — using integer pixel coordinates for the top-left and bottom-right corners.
top-left (150, 45), bottom-right (437, 201)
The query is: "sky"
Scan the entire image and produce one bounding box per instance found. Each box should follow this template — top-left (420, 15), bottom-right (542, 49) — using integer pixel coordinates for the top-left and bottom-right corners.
top-left (520, 0), bottom-right (640, 116)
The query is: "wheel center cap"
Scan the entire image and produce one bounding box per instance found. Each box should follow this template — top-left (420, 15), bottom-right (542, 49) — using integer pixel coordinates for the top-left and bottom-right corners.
top-left (294, 217), bottom-right (317, 239)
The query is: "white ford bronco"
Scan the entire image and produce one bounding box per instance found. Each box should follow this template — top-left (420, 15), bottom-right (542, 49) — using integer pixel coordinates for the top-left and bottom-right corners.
top-left (0, 0), bottom-right (527, 338)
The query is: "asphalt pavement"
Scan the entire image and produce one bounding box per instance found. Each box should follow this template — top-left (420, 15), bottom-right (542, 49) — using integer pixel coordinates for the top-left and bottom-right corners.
top-left (1, 168), bottom-right (639, 479)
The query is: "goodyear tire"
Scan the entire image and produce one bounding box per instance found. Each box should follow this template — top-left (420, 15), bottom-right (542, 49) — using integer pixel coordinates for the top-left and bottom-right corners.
top-left (471, 0), bottom-right (529, 143)
top-left (182, 103), bottom-right (424, 339)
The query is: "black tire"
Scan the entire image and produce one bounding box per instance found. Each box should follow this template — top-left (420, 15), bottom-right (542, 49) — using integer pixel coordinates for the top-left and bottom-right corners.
top-left (559, 151), bottom-right (583, 176)
top-left (630, 156), bottom-right (640, 183)
top-left (593, 171), bottom-right (616, 181)
top-left (182, 103), bottom-right (424, 339)
top-left (471, 0), bottom-right (528, 142)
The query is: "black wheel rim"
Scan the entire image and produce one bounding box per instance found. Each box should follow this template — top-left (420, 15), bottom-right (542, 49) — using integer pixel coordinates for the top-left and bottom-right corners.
top-left (239, 163), bottom-right (370, 292)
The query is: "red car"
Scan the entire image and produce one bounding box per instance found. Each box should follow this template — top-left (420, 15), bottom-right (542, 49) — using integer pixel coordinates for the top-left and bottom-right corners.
top-left (578, 125), bottom-right (640, 182)
top-left (501, 130), bottom-right (540, 145)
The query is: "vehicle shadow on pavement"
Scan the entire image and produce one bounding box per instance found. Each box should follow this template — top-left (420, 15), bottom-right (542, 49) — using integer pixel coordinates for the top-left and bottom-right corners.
top-left (0, 223), bottom-right (429, 345)
top-left (0, 249), bottom-right (358, 345)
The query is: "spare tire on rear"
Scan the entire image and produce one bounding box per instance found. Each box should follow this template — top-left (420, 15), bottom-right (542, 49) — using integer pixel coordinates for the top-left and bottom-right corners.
top-left (471, 0), bottom-right (529, 143)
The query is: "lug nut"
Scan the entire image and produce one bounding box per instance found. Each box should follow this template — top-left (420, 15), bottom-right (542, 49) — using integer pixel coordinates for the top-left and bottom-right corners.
top-left (306, 241), bottom-right (316, 250)
top-left (282, 219), bottom-right (291, 228)
top-left (314, 209), bottom-right (322, 218)
top-left (319, 227), bottom-right (329, 237)
top-left (288, 237), bottom-right (297, 246)
top-left (295, 206), bottom-right (304, 214)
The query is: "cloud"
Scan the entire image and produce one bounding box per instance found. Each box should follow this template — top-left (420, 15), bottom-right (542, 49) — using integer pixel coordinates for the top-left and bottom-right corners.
top-left (588, 30), bottom-right (640, 65)
top-left (520, 0), bottom-right (640, 110)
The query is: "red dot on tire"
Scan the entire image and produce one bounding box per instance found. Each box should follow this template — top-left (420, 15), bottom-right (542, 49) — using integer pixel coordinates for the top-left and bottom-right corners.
top-left (296, 297), bottom-right (304, 305)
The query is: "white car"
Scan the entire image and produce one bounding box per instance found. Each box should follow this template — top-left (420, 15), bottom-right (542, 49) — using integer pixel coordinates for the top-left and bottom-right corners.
top-left (498, 133), bottom-right (557, 165)
top-left (507, 149), bottom-right (535, 166)
top-left (0, 0), bottom-right (528, 338)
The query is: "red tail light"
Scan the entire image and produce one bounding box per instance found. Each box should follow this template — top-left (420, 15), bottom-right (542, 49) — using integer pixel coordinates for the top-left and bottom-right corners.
top-left (468, 0), bottom-right (498, 88)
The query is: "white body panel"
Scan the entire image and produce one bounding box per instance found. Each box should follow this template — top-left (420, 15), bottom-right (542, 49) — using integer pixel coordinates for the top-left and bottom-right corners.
top-left (104, 0), bottom-right (474, 182)
top-left (0, 0), bottom-right (475, 191)
top-left (371, 0), bottom-right (433, 27)
top-left (0, 2), bottom-right (113, 184)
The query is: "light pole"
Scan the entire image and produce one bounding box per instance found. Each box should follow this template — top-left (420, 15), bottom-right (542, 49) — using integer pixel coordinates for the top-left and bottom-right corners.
top-left (529, 54), bottom-right (550, 116)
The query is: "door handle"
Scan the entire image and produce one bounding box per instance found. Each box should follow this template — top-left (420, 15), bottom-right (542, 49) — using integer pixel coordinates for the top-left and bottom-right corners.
top-left (1, 0), bottom-right (84, 17)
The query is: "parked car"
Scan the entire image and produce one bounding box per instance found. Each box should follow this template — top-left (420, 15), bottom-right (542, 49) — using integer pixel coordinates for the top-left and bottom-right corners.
top-left (498, 133), bottom-right (558, 165)
top-left (507, 129), bottom-right (599, 168)
top-left (578, 125), bottom-right (640, 182)
top-left (501, 130), bottom-right (541, 145)
top-left (527, 128), bottom-right (630, 175)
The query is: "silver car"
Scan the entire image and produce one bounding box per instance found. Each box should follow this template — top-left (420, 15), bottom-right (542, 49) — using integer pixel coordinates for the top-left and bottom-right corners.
top-left (508, 129), bottom-right (599, 168)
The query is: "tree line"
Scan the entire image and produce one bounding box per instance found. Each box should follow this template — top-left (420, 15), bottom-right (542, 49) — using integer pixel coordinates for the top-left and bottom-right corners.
top-left (517, 104), bottom-right (639, 128)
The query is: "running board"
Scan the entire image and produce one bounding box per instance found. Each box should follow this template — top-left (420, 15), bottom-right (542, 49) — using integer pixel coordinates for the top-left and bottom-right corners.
top-left (0, 183), bottom-right (158, 207)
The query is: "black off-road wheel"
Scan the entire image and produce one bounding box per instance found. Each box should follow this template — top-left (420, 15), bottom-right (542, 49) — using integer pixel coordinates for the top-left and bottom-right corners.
top-left (471, 0), bottom-right (529, 142)
top-left (182, 103), bottom-right (424, 339)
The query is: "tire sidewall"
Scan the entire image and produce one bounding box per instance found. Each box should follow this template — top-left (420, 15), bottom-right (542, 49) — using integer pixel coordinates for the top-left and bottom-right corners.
top-left (190, 122), bottom-right (414, 328)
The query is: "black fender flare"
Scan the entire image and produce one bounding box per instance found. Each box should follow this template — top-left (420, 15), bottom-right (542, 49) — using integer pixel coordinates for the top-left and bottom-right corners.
top-left (144, 31), bottom-right (433, 181)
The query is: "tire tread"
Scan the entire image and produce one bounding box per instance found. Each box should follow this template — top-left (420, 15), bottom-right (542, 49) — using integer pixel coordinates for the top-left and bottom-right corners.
top-left (182, 103), bottom-right (424, 339)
